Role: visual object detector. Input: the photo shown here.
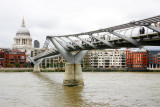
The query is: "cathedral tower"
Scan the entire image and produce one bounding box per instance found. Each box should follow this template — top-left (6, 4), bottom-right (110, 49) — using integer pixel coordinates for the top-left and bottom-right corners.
top-left (13, 17), bottom-right (33, 62)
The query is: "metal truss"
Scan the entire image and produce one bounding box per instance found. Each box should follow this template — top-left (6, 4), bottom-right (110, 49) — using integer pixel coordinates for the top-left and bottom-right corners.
top-left (33, 15), bottom-right (160, 61)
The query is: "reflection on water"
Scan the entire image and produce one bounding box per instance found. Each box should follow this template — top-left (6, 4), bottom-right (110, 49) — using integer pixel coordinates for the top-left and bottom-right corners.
top-left (63, 86), bottom-right (85, 106)
top-left (0, 72), bottom-right (160, 107)
top-left (33, 73), bottom-right (85, 106)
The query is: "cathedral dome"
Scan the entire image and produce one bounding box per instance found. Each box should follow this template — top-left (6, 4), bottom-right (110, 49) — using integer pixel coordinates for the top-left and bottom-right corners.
top-left (16, 18), bottom-right (30, 36)
top-left (16, 27), bottom-right (30, 35)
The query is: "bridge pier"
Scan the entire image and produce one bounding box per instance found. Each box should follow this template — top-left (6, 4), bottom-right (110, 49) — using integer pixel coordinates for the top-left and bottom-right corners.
top-left (33, 64), bottom-right (41, 73)
top-left (48, 37), bottom-right (88, 86)
top-left (29, 56), bottom-right (43, 73)
top-left (63, 63), bottom-right (84, 86)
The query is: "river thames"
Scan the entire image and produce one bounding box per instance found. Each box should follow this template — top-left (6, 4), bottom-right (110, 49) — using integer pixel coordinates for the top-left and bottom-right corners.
top-left (0, 72), bottom-right (160, 107)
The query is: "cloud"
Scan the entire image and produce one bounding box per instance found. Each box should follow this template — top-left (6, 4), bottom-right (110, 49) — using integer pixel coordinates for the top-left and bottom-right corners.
top-left (0, 0), bottom-right (160, 47)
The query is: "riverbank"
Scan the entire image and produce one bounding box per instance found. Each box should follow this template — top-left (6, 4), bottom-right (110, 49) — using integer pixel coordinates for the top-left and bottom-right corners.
top-left (0, 68), bottom-right (57, 72)
top-left (0, 68), bottom-right (33, 72)
top-left (0, 68), bottom-right (160, 72)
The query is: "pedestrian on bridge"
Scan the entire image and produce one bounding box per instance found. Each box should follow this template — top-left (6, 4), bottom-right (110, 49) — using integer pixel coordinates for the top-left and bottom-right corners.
top-left (142, 27), bottom-right (145, 34)
top-left (139, 26), bottom-right (145, 34)
top-left (139, 26), bottom-right (143, 34)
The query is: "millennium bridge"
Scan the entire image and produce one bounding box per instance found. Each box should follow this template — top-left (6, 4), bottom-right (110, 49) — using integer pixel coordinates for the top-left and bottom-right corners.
top-left (30, 15), bottom-right (160, 86)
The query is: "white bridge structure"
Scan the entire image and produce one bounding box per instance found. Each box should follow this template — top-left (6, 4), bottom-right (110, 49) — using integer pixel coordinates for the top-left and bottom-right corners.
top-left (30, 15), bottom-right (160, 86)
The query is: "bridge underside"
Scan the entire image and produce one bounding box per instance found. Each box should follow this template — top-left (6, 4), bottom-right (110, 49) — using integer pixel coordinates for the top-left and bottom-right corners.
top-left (56, 33), bottom-right (160, 51)
top-left (34, 33), bottom-right (160, 62)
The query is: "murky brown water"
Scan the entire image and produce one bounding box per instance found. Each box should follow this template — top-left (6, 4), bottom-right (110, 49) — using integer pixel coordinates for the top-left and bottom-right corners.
top-left (0, 72), bottom-right (160, 107)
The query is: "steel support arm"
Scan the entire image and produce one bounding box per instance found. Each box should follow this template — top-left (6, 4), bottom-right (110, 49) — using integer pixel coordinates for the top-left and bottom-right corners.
top-left (34, 51), bottom-right (59, 61)
top-left (33, 51), bottom-right (48, 61)
top-left (110, 31), bottom-right (140, 46)
top-left (54, 37), bottom-right (69, 50)
top-left (47, 37), bottom-right (88, 64)
top-left (41, 40), bottom-right (50, 51)
top-left (29, 56), bottom-right (44, 65)
top-left (67, 37), bottom-right (84, 49)
top-left (146, 25), bottom-right (160, 33)
top-left (91, 35), bottom-right (114, 47)
top-left (60, 37), bottom-right (76, 49)
top-left (28, 56), bottom-right (36, 65)
top-left (34, 52), bottom-right (44, 59)
top-left (77, 36), bottom-right (96, 48)
top-left (48, 37), bottom-right (74, 63)
top-left (46, 54), bottom-right (61, 59)
top-left (74, 50), bottom-right (89, 64)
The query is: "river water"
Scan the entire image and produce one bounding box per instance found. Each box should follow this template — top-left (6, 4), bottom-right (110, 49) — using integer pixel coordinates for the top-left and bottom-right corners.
top-left (0, 72), bottom-right (160, 107)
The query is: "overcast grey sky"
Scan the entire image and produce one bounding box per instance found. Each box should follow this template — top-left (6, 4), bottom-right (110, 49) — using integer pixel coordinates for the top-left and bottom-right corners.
top-left (0, 0), bottom-right (160, 48)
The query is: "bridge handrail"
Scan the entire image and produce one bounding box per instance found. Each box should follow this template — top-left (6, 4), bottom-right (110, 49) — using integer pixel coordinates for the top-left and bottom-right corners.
top-left (47, 15), bottom-right (160, 38)
top-left (34, 15), bottom-right (160, 61)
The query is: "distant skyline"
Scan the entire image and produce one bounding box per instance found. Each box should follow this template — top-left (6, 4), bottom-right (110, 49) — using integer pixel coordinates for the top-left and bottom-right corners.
top-left (0, 0), bottom-right (160, 48)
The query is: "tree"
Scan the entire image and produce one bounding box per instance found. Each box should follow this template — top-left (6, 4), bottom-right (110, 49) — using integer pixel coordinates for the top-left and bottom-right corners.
top-left (49, 63), bottom-right (53, 68)
top-left (43, 66), bottom-right (46, 69)
top-left (60, 62), bottom-right (63, 69)
top-left (23, 62), bottom-right (27, 67)
top-left (85, 62), bottom-right (88, 68)
top-left (57, 63), bottom-right (60, 72)
top-left (14, 62), bottom-right (20, 68)
top-left (54, 63), bottom-right (57, 68)
top-left (7, 62), bottom-right (12, 67)
top-left (57, 63), bottom-right (59, 68)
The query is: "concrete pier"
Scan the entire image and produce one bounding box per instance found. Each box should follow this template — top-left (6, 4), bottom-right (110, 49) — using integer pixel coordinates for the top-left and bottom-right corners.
top-left (63, 63), bottom-right (84, 86)
top-left (48, 37), bottom-right (88, 86)
top-left (33, 65), bottom-right (41, 73)
top-left (29, 57), bottom-right (43, 73)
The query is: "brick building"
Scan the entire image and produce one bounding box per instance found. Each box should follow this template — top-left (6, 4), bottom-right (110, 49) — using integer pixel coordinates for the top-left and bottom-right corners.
top-left (7, 50), bottom-right (26, 67)
top-left (0, 49), bottom-right (26, 68)
top-left (126, 49), bottom-right (148, 69)
top-left (0, 51), bottom-right (7, 67)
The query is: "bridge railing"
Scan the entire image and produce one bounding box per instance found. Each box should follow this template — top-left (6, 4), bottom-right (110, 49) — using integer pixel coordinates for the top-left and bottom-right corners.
top-left (34, 15), bottom-right (160, 60)
top-left (71, 23), bottom-right (160, 46)
top-left (62, 25), bottom-right (157, 47)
